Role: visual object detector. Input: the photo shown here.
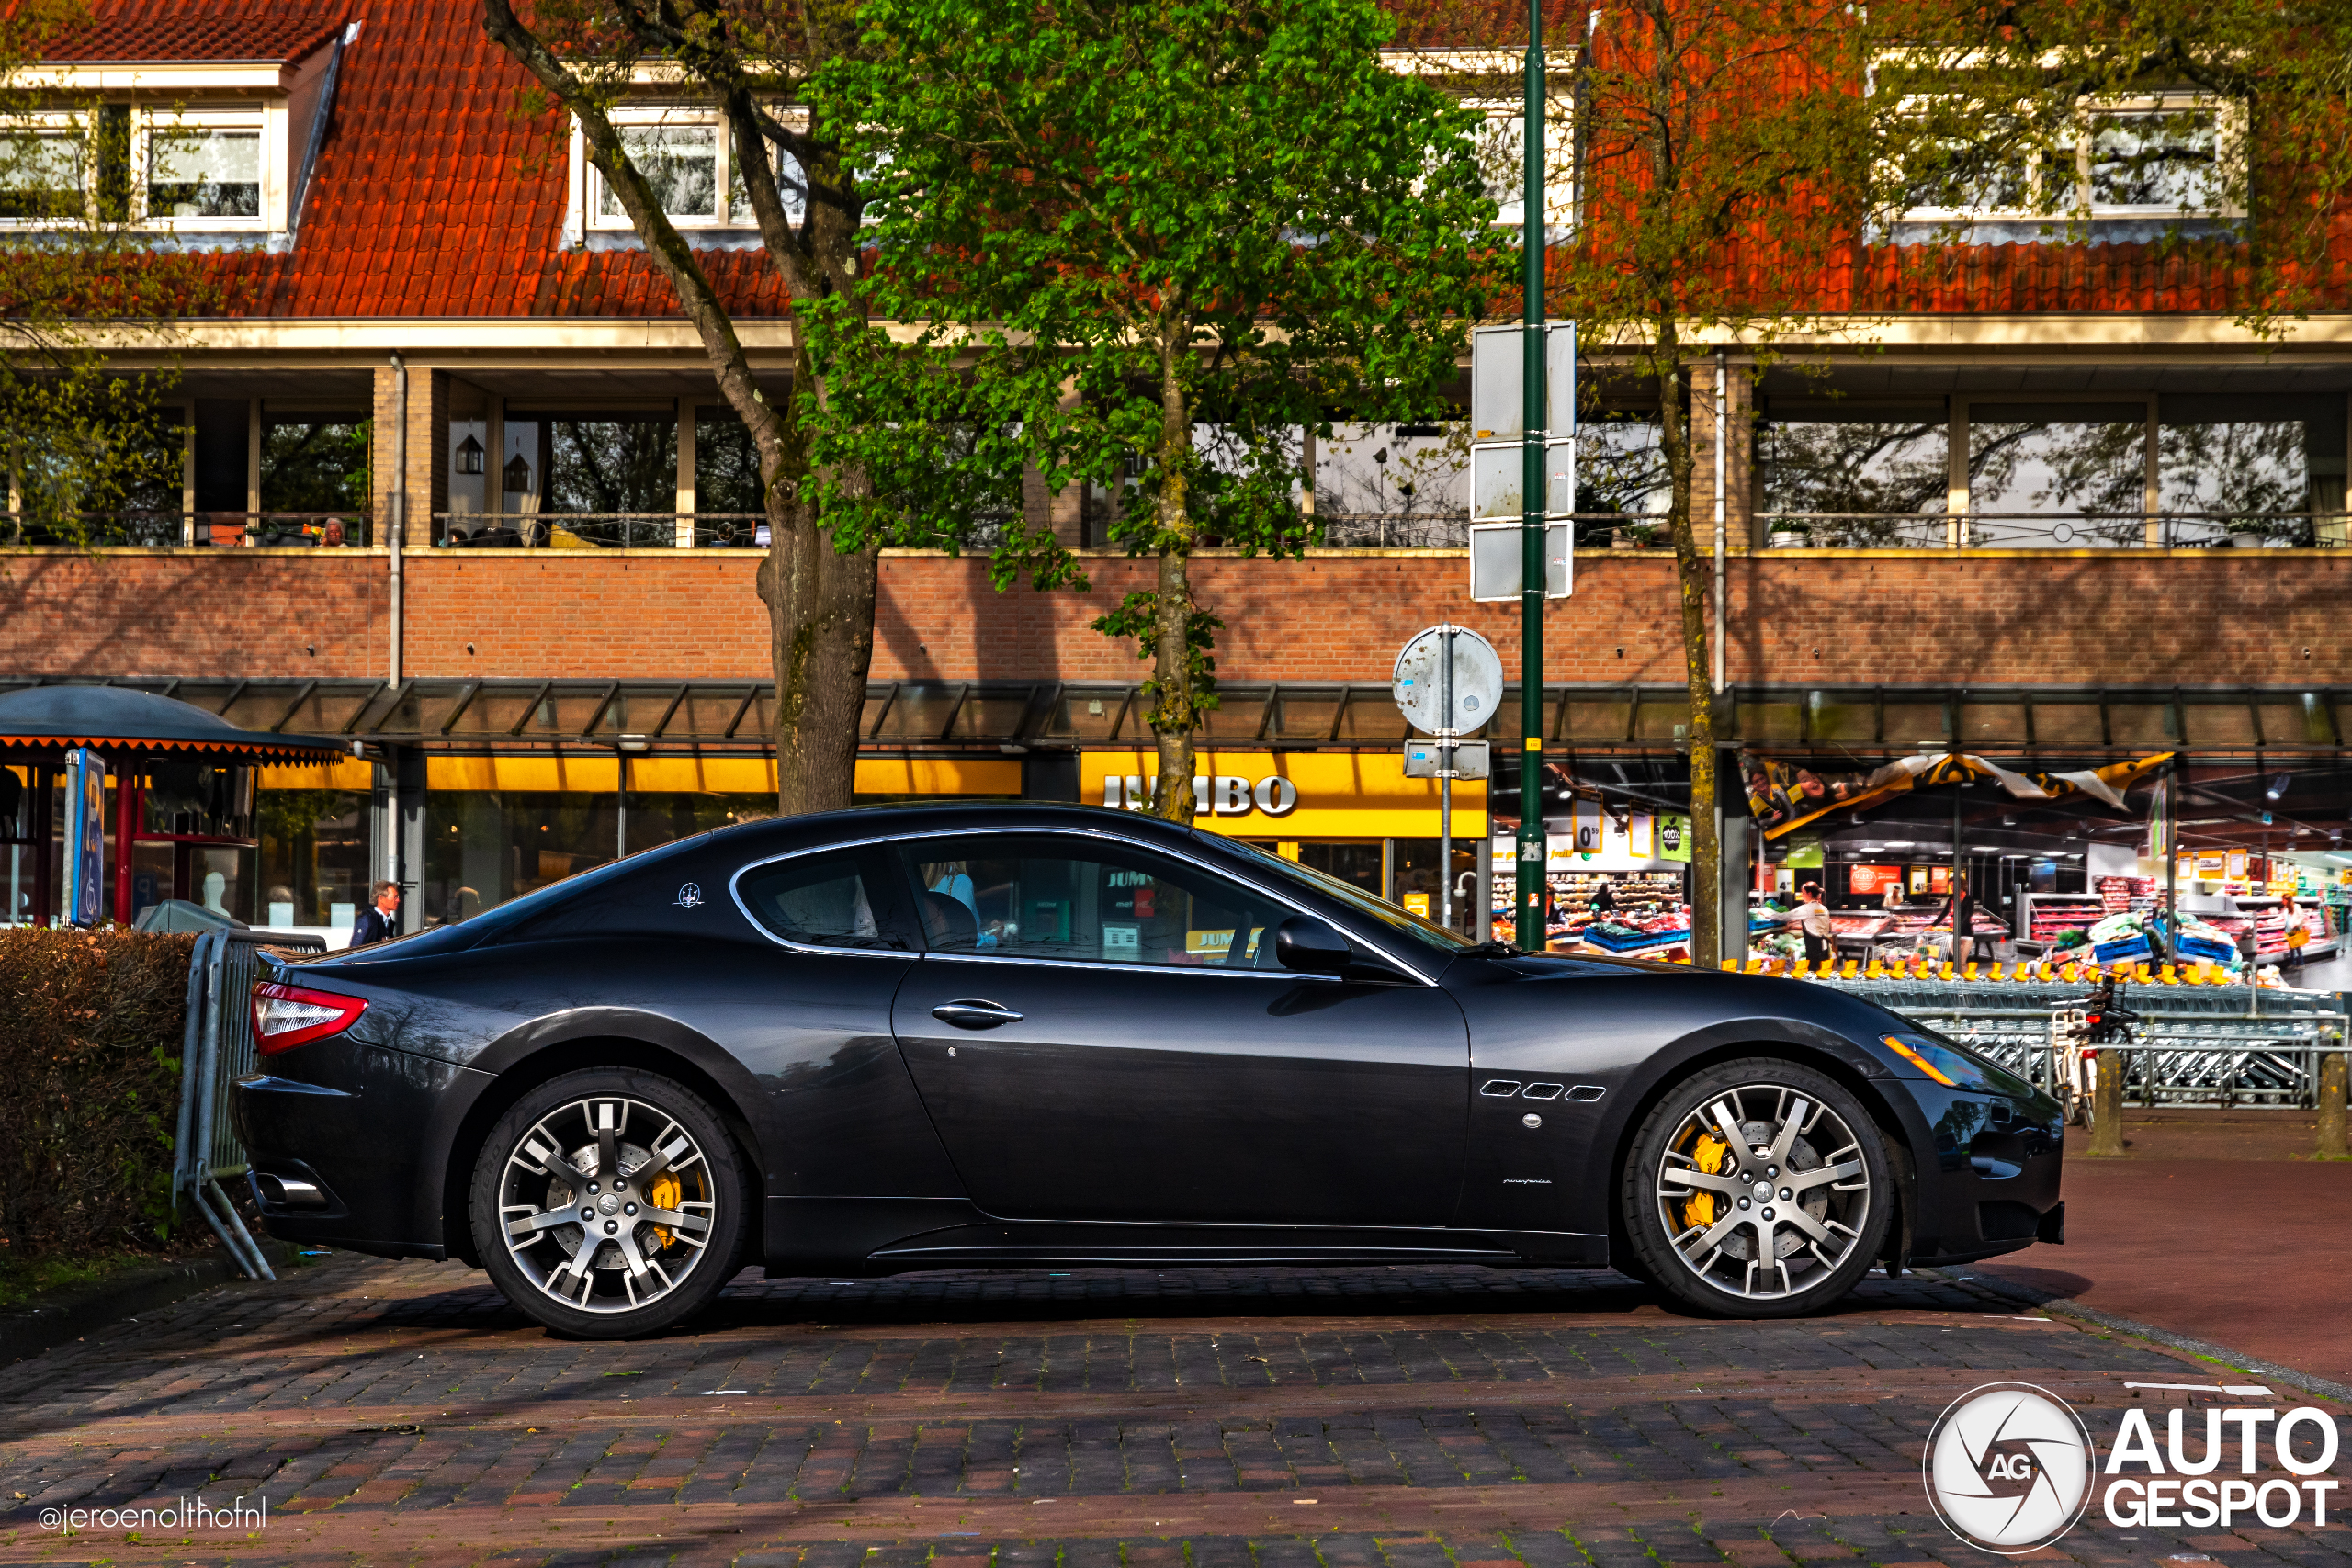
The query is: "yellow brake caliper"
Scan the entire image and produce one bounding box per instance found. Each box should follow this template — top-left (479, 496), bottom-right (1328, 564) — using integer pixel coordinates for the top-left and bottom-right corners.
top-left (649, 1172), bottom-right (682, 1247)
top-left (1682, 1133), bottom-right (1728, 1229)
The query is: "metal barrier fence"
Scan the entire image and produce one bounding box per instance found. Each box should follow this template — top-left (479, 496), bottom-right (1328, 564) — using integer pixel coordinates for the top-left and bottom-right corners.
top-left (175, 928), bottom-right (325, 1279)
top-left (1801, 974), bottom-right (2350, 1110)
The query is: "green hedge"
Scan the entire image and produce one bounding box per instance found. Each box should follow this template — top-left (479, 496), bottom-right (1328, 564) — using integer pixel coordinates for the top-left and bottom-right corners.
top-left (0, 928), bottom-right (194, 1258)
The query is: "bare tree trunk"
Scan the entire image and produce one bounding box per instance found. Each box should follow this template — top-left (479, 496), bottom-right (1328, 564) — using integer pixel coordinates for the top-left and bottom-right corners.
top-left (1147, 324), bottom-right (1199, 824)
top-left (1656, 339), bottom-right (1721, 968)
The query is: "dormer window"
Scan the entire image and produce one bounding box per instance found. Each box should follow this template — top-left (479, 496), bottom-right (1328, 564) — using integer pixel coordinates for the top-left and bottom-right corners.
top-left (143, 108), bottom-right (267, 221)
top-left (2, 22), bottom-right (356, 242)
top-left (564, 93), bottom-right (808, 246)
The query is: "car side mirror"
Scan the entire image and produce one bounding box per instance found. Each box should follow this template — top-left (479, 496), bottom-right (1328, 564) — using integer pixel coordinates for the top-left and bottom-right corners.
top-left (1273, 915), bottom-right (1352, 975)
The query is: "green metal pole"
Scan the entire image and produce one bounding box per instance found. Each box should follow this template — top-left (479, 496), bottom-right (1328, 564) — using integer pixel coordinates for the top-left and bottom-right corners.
top-left (1513, 0), bottom-right (1547, 951)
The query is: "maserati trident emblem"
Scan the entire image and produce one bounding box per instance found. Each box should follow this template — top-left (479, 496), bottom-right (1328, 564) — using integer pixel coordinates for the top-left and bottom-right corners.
top-left (674, 883), bottom-right (704, 908)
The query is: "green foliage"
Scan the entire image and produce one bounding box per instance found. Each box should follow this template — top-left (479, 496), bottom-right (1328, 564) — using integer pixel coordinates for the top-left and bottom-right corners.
top-left (1094, 590), bottom-right (1227, 726)
top-left (0, 2), bottom-right (219, 547)
top-left (815, 0), bottom-right (1501, 728)
top-left (0, 928), bottom-right (194, 1259)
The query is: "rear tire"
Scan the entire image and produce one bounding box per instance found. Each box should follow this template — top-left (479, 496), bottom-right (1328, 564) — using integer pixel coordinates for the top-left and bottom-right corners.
top-left (470, 1067), bottom-right (750, 1338)
top-left (1621, 1057), bottom-right (1891, 1318)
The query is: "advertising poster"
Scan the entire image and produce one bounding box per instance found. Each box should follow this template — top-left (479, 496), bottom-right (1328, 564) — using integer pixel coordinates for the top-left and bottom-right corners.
top-left (1849, 864), bottom-right (1903, 897)
top-left (1657, 815), bottom-right (1690, 863)
top-left (2227, 848), bottom-right (2250, 882)
top-left (61, 747), bottom-right (106, 927)
top-left (1627, 813), bottom-right (1655, 859)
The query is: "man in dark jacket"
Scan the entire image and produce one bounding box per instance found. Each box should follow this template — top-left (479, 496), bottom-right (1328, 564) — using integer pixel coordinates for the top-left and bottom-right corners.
top-left (350, 881), bottom-right (401, 947)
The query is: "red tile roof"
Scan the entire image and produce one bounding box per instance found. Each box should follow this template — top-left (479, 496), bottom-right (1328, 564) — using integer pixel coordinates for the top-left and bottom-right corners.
top-left (46, 0), bottom-right (345, 62)
top-left (60, 0), bottom-right (2334, 321)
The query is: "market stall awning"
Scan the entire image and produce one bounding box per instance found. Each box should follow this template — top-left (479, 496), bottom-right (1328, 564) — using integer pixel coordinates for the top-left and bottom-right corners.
top-left (0, 685), bottom-right (350, 762)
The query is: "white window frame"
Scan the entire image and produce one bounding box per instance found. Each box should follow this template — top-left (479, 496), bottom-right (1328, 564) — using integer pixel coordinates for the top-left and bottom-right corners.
top-left (1895, 89), bottom-right (2242, 224)
top-left (138, 103), bottom-right (285, 231)
top-left (568, 101), bottom-right (812, 243)
top-left (0, 109), bottom-right (95, 228)
top-left (1464, 98), bottom-right (1573, 235)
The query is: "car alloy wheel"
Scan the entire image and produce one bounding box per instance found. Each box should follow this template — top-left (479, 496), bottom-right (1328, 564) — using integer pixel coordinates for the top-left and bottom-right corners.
top-left (1623, 1058), bottom-right (1890, 1316)
top-left (471, 1069), bottom-right (746, 1337)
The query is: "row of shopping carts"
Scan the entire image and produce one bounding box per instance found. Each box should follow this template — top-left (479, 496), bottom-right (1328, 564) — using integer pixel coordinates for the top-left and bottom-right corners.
top-left (1801, 973), bottom-right (2349, 1111)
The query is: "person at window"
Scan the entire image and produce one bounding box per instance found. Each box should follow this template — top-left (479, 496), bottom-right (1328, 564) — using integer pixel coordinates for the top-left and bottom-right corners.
top-left (351, 881), bottom-right (401, 947)
top-left (1880, 879), bottom-right (1906, 912)
top-left (929, 860), bottom-right (991, 947)
top-left (1786, 881), bottom-right (1834, 965)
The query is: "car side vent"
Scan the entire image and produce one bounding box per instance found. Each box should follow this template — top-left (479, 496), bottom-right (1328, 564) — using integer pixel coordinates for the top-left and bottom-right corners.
top-left (1521, 1083), bottom-right (1565, 1100)
top-left (1479, 1079), bottom-right (1523, 1097)
top-left (1563, 1085), bottom-right (1606, 1102)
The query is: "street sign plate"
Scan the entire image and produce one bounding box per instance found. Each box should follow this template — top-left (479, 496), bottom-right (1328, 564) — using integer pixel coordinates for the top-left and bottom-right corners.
top-left (1469, 439), bottom-right (1575, 521)
top-left (1405, 739), bottom-right (1491, 779)
top-left (1470, 322), bottom-right (1577, 441)
top-left (1468, 520), bottom-right (1572, 601)
top-left (1393, 625), bottom-right (1505, 735)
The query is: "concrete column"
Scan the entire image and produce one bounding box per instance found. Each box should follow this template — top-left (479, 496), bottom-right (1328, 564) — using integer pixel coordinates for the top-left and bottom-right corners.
top-left (245, 398), bottom-right (262, 519)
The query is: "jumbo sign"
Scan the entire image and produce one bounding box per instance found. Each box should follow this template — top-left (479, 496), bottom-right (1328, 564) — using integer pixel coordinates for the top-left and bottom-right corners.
top-left (1078, 750), bottom-right (1485, 840)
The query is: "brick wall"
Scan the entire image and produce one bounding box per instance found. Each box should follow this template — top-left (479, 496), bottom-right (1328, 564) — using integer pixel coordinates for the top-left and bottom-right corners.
top-left (6, 547), bottom-right (2349, 690)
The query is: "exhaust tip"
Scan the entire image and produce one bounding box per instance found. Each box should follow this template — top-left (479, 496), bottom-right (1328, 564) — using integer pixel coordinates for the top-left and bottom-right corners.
top-left (254, 1173), bottom-right (329, 1209)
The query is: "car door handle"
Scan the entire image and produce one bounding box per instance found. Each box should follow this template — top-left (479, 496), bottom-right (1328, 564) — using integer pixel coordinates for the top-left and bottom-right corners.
top-left (931, 999), bottom-right (1024, 1029)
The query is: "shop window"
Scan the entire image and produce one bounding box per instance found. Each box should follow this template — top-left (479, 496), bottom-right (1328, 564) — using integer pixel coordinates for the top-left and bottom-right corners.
top-left (1964, 403), bottom-right (2147, 547)
top-left (1299, 842), bottom-right (1382, 896)
top-left (260, 416), bottom-right (370, 513)
top-left (1463, 101), bottom-right (1571, 233)
top-left (423, 789), bottom-right (758, 923)
top-left (255, 786), bottom-right (370, 929)
top-left (1758, 410), bottom-right (1947, 545)
top-left (1315, 420), bottom-right (1465, 547)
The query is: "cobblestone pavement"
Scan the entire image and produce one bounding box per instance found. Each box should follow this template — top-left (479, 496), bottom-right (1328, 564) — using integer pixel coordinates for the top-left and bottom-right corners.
top-left (0, 1257), bottom-right (2344, 1567)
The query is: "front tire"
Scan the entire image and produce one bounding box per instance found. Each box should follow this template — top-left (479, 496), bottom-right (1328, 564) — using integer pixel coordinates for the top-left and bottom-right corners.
top-left (470, 1068), bottom-right (750, 1338)
top-left (1622, 1057), bottom-right (1891, 1317)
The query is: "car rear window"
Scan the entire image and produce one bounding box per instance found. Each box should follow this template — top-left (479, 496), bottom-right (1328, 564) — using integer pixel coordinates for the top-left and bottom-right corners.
top-left (737, 849), bottom-right (920, 951)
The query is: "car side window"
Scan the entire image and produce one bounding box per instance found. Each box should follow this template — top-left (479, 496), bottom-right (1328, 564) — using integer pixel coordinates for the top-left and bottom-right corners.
top-left (737, 849), bottom-right (920, 951)
top-left (898, 835), bottom-right (1289, 968)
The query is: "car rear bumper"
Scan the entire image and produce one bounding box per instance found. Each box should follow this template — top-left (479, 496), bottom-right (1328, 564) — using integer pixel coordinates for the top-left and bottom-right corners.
top-left (232, 1039), bottom-right (487, 1261)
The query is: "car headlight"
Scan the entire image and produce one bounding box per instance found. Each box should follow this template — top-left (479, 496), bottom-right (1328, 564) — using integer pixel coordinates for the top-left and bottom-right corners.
top-left (1881, 1032), bottom-right (2031, 1099)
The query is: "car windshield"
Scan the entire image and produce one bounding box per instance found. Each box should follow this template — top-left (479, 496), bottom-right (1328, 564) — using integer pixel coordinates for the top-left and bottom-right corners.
top-left (1221, 838), bottom-right (1478, 955)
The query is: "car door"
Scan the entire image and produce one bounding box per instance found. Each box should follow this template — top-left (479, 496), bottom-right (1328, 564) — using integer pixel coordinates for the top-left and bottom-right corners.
top-left (887, 829), bottom-right (1470, 1226)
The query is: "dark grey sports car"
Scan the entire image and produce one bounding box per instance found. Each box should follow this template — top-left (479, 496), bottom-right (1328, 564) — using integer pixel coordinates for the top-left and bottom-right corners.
top-left (234, 803), bottom-right (2063, 1337)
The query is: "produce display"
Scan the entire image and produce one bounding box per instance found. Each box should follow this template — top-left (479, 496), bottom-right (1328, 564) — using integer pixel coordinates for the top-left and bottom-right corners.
top-left (2086, 909), bottom-right (2152, 964)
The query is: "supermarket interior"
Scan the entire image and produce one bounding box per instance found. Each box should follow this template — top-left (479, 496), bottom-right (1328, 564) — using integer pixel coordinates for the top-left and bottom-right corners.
top-left (1489, 749), bottom-right (2352, 981)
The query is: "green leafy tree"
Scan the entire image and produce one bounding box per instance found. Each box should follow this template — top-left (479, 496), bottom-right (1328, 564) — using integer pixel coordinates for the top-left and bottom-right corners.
top-left (485, 0), bottom-right (1072, 815)
top-left (820, 0), bottom-right (1499, 821)
top-left (0, 0), bottom-right (216, 549)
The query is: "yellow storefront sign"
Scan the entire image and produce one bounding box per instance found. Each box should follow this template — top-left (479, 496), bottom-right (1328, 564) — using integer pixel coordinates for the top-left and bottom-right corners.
top-left (408, 755), bottom-right (1022, 795)
top-left (1079, 750), bottom-right (1485, 839)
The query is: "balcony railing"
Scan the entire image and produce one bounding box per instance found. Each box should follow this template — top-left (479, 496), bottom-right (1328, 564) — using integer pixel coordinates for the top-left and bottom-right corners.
top-left (434, 513), bottom-right (767, 548)
top-left (3, 512), bottom-right (375, 547)
top-left (1761, 512), bottom-right (2347, 549)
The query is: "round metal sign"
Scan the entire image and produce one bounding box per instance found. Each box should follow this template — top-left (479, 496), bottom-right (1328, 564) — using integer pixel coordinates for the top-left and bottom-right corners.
top-left (1392, 625), bottom-right (1504, 736)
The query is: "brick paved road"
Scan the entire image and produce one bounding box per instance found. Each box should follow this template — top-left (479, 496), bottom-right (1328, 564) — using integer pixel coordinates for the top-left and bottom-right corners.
top-left (1, 1257), bottom-right (2343, 1567)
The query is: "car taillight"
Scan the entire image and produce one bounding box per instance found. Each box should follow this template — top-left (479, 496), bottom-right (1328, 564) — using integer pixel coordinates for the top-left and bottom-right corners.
top-left (251, 982), bottom-right (367, 1055)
